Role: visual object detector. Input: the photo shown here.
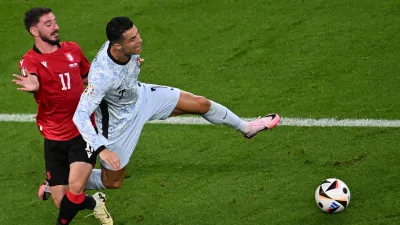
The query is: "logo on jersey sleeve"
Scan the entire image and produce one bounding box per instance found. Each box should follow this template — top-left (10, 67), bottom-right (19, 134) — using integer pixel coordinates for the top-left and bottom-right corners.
top-left (84, 84), bottom-right (95, 95)
top-left (64, 52), bottom-right (74, 62)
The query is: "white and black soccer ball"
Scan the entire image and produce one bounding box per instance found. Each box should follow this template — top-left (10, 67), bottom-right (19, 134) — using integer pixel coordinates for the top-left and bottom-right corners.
top-left (315, 178), bottom-right (350, 213)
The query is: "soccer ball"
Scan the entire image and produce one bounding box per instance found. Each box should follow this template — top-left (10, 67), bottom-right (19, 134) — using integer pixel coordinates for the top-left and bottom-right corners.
top-left (315, 178), bottom-right (350, 213)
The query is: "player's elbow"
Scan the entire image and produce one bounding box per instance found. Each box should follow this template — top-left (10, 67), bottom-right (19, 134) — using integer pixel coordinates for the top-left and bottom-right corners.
top-left (72, 112), bottom-right (79, 127)
top-left (72, 110), bottom-right (83, 130)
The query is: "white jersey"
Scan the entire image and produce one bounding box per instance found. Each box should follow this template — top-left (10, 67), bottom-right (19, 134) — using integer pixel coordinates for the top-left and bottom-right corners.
top-left (73, 41), bottom-right (144, 151)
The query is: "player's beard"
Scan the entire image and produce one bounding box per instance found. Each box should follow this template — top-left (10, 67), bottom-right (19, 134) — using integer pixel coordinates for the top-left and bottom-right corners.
top-left (39, 31), bottom-right (60, 46)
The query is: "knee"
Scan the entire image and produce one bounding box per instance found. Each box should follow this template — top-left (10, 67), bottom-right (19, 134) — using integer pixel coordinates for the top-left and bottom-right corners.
top-left (196, 96), bottom-right (211, 114)
top-left (103, 180), bottom-right (123, 189)
top-left (68, 181), bottom-right (86, 194)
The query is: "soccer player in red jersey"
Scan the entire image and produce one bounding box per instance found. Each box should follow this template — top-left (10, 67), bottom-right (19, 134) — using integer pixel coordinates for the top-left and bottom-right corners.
top-left (12, 7), bottom-right (112, 225)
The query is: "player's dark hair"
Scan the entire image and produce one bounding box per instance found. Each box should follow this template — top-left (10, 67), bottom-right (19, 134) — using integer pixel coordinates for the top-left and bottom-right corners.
top-left (106, 17), bottom-right (134, 44)
top-left (24, 7), bottom-right (53, 33)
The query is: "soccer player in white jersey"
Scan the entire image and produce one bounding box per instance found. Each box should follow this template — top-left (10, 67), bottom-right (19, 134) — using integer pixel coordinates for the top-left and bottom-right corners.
top-left (73, 17), bottom-right (280, 189)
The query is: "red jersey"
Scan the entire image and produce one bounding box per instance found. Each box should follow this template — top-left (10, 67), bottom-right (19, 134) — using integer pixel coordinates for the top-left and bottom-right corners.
top-left (20, 42), bottom-right (90, 141)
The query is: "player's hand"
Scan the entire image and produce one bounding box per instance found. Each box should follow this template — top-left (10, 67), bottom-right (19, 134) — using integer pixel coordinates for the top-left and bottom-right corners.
top-left (12, 67), bottom-right (39, 92)
top-left (138, 57), bottom-right (144, 64)
top-left (99, 149), bottom-right (120, 170)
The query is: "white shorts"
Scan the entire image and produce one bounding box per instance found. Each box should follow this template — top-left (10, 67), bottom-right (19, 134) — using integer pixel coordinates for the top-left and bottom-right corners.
top-left (100, 83), bottom-right (180, 170)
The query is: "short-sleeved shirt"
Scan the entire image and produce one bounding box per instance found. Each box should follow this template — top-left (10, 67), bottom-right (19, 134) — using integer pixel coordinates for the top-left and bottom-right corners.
top-left (20, 42), bottom-right (90, 140)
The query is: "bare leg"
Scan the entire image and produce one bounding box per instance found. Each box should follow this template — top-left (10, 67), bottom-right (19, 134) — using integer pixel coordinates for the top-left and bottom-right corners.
top-left (170, 91), bottom-right (210, 116)
top-left (101, 164), bottom-right (126, 189)
top-left (50, 185), bottom-right (68, 208)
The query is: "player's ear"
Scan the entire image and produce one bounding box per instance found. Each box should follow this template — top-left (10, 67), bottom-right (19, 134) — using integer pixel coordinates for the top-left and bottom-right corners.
top-left (30, 27), bottom-right (39, 37)
top-left (113, 43), bottom-right (122, 50)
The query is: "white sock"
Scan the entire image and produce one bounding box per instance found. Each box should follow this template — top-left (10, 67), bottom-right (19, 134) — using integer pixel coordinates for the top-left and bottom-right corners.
top-left (85, 169), bottom-right (105, 190)
top-left (202, 100), bottom-right (249, 133)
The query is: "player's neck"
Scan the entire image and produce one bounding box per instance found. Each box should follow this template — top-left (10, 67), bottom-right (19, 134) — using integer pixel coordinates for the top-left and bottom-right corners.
top-left (110, 46), bottom-right (130, 64)
top-left (34, 39), bottom-right (59, 54)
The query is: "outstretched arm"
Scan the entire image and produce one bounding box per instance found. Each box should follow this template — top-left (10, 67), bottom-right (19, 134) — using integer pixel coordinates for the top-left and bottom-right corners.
top-left (73, 70), bottom-right (120, 170)
top-left (12, 67), bottom-right (40, 92)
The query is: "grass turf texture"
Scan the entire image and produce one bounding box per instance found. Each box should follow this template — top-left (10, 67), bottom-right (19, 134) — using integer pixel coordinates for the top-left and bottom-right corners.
top-left (0, 0), bottom-right (399, 224)
top-left (0, 123), bottom-right (400, 224)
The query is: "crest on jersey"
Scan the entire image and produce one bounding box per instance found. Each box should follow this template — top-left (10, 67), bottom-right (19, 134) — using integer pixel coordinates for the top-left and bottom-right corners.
top-left (41, 61), bottom-right (47, 68)
top-left (64, 52), bottom-right (74, 62)
top-left (84, 84), bottom-right (95, 95)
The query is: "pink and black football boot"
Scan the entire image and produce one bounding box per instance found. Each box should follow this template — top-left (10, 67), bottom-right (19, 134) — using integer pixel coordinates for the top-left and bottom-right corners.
top-left (244, 113), bottom-right (281, 139)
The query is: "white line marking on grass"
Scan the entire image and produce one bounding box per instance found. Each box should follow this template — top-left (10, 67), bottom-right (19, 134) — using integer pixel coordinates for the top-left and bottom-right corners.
top-left (280, 117), bottom-right (400, 127)
top-left (1, 114), bottom-right (400, 127)
top-left (0, 114), bottom-right (36, 122)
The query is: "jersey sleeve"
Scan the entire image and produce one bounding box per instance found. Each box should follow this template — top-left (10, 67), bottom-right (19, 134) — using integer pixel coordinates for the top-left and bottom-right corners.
top-left (73, 63), bottom-right (112, 151)
top-left (19, 58), bottom-right (39, 76)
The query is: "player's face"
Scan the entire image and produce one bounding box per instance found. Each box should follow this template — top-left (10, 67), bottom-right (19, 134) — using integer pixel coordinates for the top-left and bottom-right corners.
top-left (32, 13), bottom-right (60, 45)
top-left (121, 26), bottom-right (142, 55)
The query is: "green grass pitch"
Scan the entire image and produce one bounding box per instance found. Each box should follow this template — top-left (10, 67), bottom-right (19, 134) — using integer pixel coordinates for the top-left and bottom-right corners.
top-left (0, 0), bottom-right (399, 224)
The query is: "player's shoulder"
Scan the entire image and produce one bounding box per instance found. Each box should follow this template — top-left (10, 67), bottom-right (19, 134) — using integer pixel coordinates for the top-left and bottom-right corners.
top-left (21, 49), bottom-right (39, 64)
top-left (89, 42), bottom-right (114, 81)
top-left (22, 48), bottom-right (35, 58)
top-left (91, 42), bottom-right (110, 65)
top-left (61, 41), bottom-right (80, 48)
top-left (95, 41), bottom-right (109, 58)
top-left (60, 41), bottom-right (83, 52)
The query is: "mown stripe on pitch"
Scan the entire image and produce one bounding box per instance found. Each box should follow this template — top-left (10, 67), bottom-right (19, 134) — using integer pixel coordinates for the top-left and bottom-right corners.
top-left (0, 114), bottom-right (400, 127)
